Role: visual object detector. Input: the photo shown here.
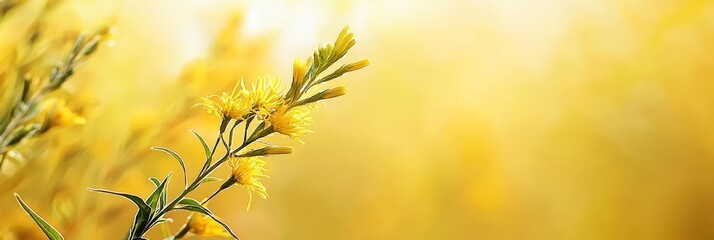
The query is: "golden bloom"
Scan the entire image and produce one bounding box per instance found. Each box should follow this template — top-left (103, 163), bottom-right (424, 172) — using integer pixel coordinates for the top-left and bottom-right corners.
top-left (229, 156), bottom-right (269, 210)
top-left (268, 104), bottom-right (312, 143)
top-left (334, 26), bottom-right (355, 57)
top-left (292, 58), bottom-right (308, 89)
top-left (40, 98), bottom-right (86, 128)
top-left (197, 82), bottom-right (251, 120)
top-left (187, 213), bottom-right (230, 237)
top-left (243, 77), bottom-right (283, 120)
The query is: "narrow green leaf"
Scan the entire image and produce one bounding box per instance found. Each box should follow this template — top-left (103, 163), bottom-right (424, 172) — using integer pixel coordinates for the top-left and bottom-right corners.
top-left (88, 188), bottom-right (151, 214)
top-left (148, 177), bottom-right (161, 187)
top-left (128, 210), bottom-right (149, 239)
top-left (174, 198), bottom-right (212, 216)
top-left (190, 129), bottom-right (211, 160)
top-left (146, 173), bottom-right (172, 212)
top-left (199, 177), bottom-right (223, 184)
top-left (176, 205), bottom-right (213, 216)
top-left (178, 198), bottom-right (203, 208)
top-left (14, 193), bottom-right (64, 240)
top-left (151, 147), bottom-right (188, 187)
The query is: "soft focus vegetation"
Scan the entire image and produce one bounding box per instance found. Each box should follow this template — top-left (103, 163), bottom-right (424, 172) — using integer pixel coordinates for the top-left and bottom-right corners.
top-left (2, 0), bottom-right (714, 239)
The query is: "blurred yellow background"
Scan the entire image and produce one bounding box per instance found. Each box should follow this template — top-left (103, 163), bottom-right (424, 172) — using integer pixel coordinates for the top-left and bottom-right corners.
top-left (2, 0), bottom-right (714, 239)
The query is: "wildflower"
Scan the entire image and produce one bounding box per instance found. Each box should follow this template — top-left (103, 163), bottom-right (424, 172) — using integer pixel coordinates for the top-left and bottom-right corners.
top-left (40, 98), bottom-right (86, 128)
top-left (186, 213), bottom-right (231, 237)
top-left (197, 82), bottom-right (251, 120)
top-left (333, 26), bottom-right (356, 58)
top-left (268, 104), bottom-right (312, 143)
top-left (228, 156), bottom-right (269, 210)
top-left (243, 77), bottom-right (283, 120)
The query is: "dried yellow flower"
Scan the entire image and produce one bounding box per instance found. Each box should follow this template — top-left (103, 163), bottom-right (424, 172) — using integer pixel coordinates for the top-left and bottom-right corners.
top-left (197, 82), bottom-right (251, 120)
top-left (243, 77), bottom-right (283, 120)
top-left (229, 156), bottom-right (269, 210)
top-left (187, 213), bottom-right (231, 237)
top-left (268, 104), bottom-right (313, 143)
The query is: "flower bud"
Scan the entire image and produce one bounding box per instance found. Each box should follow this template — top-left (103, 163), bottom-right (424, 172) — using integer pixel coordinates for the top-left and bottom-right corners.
top-left (237, 146), bottom-right (294, 157)
top-left (321, 86), bottom-right (347, 100)
top-left (344, 59), bottom-right (370, 72)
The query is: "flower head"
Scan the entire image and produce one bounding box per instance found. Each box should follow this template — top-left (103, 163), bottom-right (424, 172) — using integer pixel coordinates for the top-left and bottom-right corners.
top-left (40, 98), bottom-right (86, 128)
top-left (197, 82), bottom-right (251, 120)
top-left (229, 156), bottom-right (269, 210)
top-left (243, 77), bottom-right (283, 120)
top-left (187, 213), bottom-right (230, 237)
top-left (268, 104), bottom-right (313, 143)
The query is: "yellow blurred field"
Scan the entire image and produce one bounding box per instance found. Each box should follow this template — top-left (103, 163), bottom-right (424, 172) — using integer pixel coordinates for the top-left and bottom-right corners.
top-left (2, 0), bottom-right (714, 239)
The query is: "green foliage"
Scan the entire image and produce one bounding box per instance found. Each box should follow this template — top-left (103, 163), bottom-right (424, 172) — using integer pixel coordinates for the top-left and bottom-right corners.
top-left (14, 193), bottom-right (65, 240)
top-left (150, 147), bottom-right (188, 187)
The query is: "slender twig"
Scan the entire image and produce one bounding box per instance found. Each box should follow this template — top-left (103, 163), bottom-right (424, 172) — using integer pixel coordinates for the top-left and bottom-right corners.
top-left (243, 117), bottom-right (253, 143)
top-left (203, 187), bottom-right (225, 204)
top-left (0, 153), bottom-right (6, 173)
top-left (0, 87), bottom-right (47, 153)
top-left (228, 120), bottom-right (241, 147)
top-left (173, 223), bottom-right (191, 239)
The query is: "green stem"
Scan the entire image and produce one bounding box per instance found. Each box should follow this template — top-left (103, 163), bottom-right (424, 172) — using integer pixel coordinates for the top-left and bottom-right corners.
top-left (0, 153), bottom-right (6, 173)
top-left (0, 87), bottom-right (47, 153)
top-left (173, 224), bottom-right (190, 239)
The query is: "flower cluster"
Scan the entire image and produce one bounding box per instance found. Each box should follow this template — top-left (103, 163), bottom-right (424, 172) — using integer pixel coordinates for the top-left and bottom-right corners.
top-left (182, 26), bottom-right (368, 238)
top-left (44, 26), bottom-right (371, 240)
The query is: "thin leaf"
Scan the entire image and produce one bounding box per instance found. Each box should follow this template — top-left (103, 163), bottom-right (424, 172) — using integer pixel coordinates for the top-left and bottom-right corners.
top-left (190, 129), bottom-right (211, 160)
top-left (178, 198), bottom-right (203, 208)
top-left (148, 177), bottom-right (161, 187)
top-left (146, 173), bottom-right (172, 211)
top-left (88, 188), bottom-right (151, 214)
top-left (176, 205), bottom-right (213, 216)
top-left (14, 193), bottom-right (64, 240)
top-left (151, 147), bottom-right (188, 187)
top-left (199, 177), bottom-right (223, 184)
top-left (128, 210), bottom-right (150, 239)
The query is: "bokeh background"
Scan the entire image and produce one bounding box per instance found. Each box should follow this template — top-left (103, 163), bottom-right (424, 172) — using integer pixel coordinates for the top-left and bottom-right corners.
top-left (2, 0), bottom-right (714, 239)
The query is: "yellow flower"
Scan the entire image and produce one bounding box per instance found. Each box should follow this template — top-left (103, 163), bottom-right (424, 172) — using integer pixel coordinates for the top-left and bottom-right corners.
top-left (187, 213), bottom-right (231, 237)
top-left (268, 104), bottom-right (312, 143)
top-left (292, 58), bottom-right (308, 89)
top-left (197, 82), bottom-right (251, 120)
top-left (243, 77), bottom-right (283, 120)
top-left (334, 26), bottom-right (355, 57)
top-left (229, 156), bottom-right (269, 210)
top-left (41, 98), bottom-right (86, 128)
